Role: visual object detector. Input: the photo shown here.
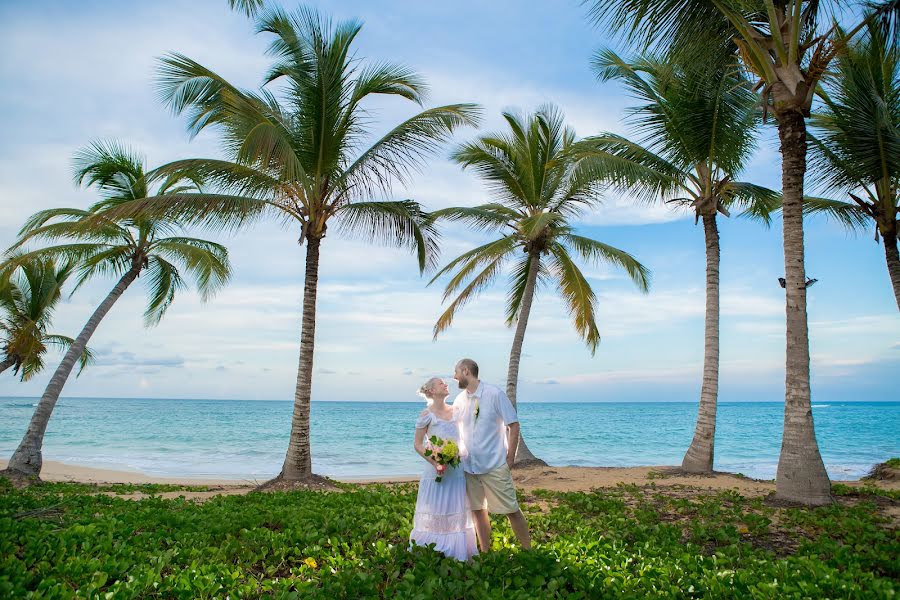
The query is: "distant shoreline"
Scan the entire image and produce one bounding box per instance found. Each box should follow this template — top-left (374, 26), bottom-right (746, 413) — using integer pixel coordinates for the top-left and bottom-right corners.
top-left (3, 396), bottom-right (899, 404)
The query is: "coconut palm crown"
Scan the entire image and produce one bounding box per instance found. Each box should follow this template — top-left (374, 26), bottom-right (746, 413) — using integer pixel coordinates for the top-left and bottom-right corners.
top-left (431, 105), bottom-right (650, 464)
top-left (95, 6), bottom-right (481, 482)
top-left (804, 21), bottom-right (900, 312)
top-left (2, 140), bottom-right (231, 478)
top-left (0, 257), bottom-right (94, 381)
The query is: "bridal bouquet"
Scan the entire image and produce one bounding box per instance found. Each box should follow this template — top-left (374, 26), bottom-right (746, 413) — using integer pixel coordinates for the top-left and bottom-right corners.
top-left (424, 435), bottom-right (461, 483)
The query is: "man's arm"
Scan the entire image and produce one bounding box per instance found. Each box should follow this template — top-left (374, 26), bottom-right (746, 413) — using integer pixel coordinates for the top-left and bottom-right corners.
top-left (506, 421), bottom-right (520, 468)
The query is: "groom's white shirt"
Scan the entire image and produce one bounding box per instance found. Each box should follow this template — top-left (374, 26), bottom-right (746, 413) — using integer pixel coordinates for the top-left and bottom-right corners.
top-left (456, 381), bottom-right (519, 475)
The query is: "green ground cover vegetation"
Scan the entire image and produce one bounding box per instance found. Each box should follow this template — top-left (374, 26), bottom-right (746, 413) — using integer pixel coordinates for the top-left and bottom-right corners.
top-left (1, 479), bottom-right (896, 599)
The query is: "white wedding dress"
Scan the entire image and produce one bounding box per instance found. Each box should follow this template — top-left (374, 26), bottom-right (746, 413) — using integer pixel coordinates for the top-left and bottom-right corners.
top-left (409, 407), bottom-right (478, 561)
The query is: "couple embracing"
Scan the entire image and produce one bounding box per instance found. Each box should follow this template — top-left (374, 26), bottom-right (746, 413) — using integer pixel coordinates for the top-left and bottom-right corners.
top-left (409, 358), bottom-right (531, 561)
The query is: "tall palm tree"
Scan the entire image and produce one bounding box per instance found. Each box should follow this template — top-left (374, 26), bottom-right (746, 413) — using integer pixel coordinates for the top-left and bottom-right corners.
top-left (1, 141), bottom-right (231, 479)
top-left (431, 106), bottom-right (651, 466)
top-left (804, 21), bottom-right (900, 312)
top-left (0, 257), bottom-right (93, 380)
top-left (580, 51), bottom-right (780, 473)
top-left (586, 0), bottom-right (900, 506)
top-left (98, 7), bottom-right (480, 483)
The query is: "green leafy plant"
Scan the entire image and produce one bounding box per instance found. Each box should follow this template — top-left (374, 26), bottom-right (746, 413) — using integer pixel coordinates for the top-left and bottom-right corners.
top-left (1, 479), bottom-right (896, 598)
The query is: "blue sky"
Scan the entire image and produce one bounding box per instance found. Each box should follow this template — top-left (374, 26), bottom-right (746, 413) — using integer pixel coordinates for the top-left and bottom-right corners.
top-left (0, 0), bottom-right (897, 402)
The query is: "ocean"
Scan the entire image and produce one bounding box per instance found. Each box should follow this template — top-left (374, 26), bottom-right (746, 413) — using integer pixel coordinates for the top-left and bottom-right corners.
top-left (1, 397), bottom-right (897, 481)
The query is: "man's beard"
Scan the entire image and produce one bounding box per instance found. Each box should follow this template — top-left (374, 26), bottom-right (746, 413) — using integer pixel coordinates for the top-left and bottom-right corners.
top-left (457, 378), bottom-right (467, 389)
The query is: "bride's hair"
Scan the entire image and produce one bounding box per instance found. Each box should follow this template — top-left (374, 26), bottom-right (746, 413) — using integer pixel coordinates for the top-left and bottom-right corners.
top-left (417, 377), bottom-right (441, 405)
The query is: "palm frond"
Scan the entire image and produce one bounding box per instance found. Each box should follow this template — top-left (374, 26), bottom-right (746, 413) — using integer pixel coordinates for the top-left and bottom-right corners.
top-left (340, 104), bottom-right (482, 201)
top-left (802, 196), bottom-right (870, 231)
top-left (431, 204), bottom-right (521, 233)
top-left (152, 237), bottom-right (231, 300)
top-left (518, 212), bottom-right (565, 241)
top-left (149, 159), bottom-right (283, 201)
top-left (504, 252), bottom-right (551, 325)
top-left (451, 136), bottom-right (529, 205)
top-left (349, 61), bottom-right (427, 107)
top-left (572, 134), bottom-right (687, 203)
top-left (809, 19), bottom-right (900, 216)
top-left (73, 140), bottom-right (149, 201)
top-left (228, 0), bottom-right (263, 17)
top-left (44, 334), bottom-right (94, 377)
top-left (432, 253), bottom-right (508, 339)
top-left (333, 200), bottom-right (441, 273)
top-left (548, 243), bottom-right (600, 353)
top-left (143, 256), bottom-right (186, 326)
top-left (71, 245), bottom-right (136, 293)
top-left (561, 233), bottom-right (651, 292)
top-left (156, 52), bottom-right (267, 138)
top-left (585, 1), bottom-right (732, 60)
top-left (722, 182), bottom-right (782, 226)
top-left (86, 193), bottom-right (277, 235)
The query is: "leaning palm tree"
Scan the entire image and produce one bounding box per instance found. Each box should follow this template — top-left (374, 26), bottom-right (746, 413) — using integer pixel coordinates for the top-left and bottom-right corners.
top-left (0, 257), bottom-right (93, 380)
top-left (586, 0), bottom-right (900, 506)
top-left (431, 105), bottom-right (651, 466)
top-left (96, 7), bottom-right (480, 483)
top-left (1, 141), bottom-right (231, 480)
top-left (804, 21), bottom-right (900, 312)
top-left (581, 51), bottom-right (780, 473)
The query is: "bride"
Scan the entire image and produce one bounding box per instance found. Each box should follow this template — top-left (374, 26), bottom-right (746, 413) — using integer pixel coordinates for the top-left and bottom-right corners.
top-left (409, 377), bottom-right (478, 561)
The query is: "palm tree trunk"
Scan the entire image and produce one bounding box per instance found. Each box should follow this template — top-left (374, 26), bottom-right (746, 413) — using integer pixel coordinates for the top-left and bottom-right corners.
top-left (0, 356), bottom-right (14, 375)
top-left (280, 235), bottom-right (321, 480)
top-left (774, 109), bottom-right (832, 506)
top-left (681, 214), bottom-right (720, 473)
top-left (5, 267), bottom-right (140, 477)
top-left (506, 251), bottom-right (546, 467)
top-left (883, 232), bottom-right (900, 313)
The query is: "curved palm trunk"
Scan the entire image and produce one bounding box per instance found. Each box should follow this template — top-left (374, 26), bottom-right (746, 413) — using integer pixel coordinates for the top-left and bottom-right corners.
top-left (280, 235), bottom-right (321, 480)
top-left (506, 251), bottom-right (547, 467)
top-left (681, 214), bottom-right (720, 473)
top-left (883, 232), bottom-right (900, 313)
top-left (0, 356), bottom-right (14, 375)
top-left (774, 110), bottom-right (832, 506)
top-left (5, 267), bottom-right (140, 477)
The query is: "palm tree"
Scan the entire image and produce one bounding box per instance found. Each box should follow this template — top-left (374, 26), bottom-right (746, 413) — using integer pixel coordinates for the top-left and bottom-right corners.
top-left (580, 51), bottom-right (780, 473)
top-left (804, 21), bottom-right (900, 312)
top-left (586, 0), bottom-right (900, 506)
top-left (0, 257), bottom-right (94, 380)
top-left (1, 141), bottom-right (231, 480)
top-left (97, 7), bottom-right (480, 483)
top-left (431, 106), bottom-right (651, 466)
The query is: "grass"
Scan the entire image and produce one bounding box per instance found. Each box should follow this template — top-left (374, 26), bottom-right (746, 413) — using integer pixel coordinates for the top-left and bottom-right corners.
top-left (1, 478), bottom-right (897, 598)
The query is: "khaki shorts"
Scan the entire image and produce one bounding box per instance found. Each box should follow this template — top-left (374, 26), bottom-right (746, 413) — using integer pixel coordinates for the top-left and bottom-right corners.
top-left (465, 464), bottom-right (520, 514)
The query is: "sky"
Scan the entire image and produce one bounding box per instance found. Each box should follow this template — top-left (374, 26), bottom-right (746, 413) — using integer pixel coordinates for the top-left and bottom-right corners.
top-left (0, 0), bottom-right (897, 403)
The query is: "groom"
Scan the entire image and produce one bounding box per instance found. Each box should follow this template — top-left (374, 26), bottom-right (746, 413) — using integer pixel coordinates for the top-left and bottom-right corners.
top-left (453, 358), bottom-right (531, 552)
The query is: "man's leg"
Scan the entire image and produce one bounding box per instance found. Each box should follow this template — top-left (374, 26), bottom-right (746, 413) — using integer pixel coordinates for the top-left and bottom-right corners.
top-left (506, 510), bottom-right (531, 550)
top-left (471, 509), bottom-right (492, 553)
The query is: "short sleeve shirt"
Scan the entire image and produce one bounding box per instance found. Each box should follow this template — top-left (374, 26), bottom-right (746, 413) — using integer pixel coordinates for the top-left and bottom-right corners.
top-left (456, 381), bottom-right (519, 474)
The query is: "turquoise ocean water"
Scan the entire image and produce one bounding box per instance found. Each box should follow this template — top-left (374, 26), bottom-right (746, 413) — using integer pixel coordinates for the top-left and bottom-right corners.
top-left (1, 397), bottom-right (897, 481)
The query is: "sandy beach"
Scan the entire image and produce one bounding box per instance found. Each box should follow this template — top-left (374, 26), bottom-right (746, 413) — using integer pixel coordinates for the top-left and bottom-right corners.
top-left (4, 459), bottom-right (896, 502)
